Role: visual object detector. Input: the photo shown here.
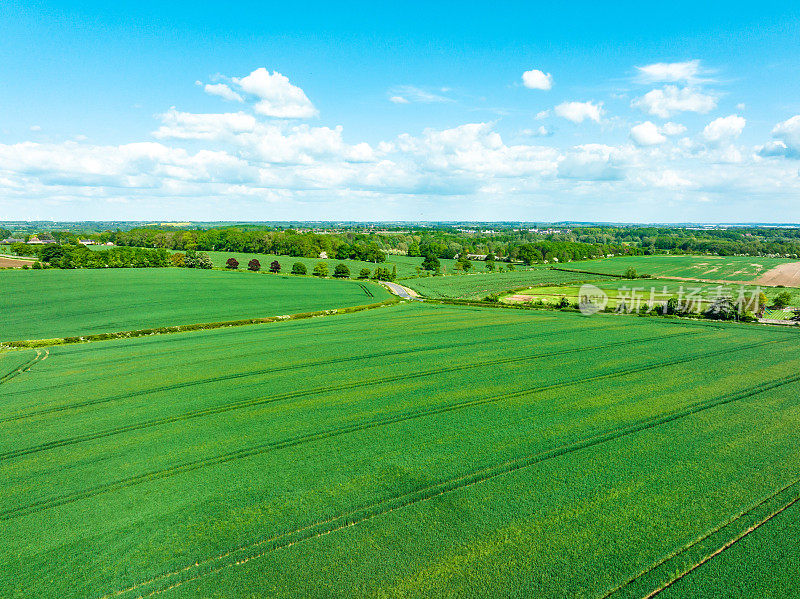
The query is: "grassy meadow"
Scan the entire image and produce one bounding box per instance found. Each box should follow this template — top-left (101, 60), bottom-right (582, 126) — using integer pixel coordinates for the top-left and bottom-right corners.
top-left (0, 268), bottom-right (388, 341)
top-left (402, 268), bottom-right (618, 299)
top-left (504, 278), bottom-right (799, 309)
top-left (558, 254), bottom-right (794, 282)
top-left (2, 302), bottom-right (800, 597)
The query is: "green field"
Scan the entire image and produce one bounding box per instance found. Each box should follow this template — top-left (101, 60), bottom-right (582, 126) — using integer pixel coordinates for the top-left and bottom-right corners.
top-left (505, 278), bottom-right (799, 309)
top-left (559, 254), bottom-right (794, 282)
top-left (403, 268), bottom-right (617, 299)
top-left (3, 302), bottom-right (800, 597)
top-left (0, 268), bottom-right (389, 341)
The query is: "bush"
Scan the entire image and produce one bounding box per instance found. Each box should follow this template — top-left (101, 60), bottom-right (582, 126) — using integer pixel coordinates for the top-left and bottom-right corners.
top-left (333, 263), bottom-right (350, 278)
top-left (772, 291), bottom-right (793, 309)
top-left (32, 261), bottom-right (42, 269)
top-left (313, 262), bottom-right (329, 277)
top-left (269, 260), bottom-right (281, 273)
top-left (170, 253), bottom-right (186, 268)
top-left (225, 257), bottom-right (239, 270)
top-left (358, 268), bottom-right (371, 279)
top-left (248, 259), bottom-right (261, 272)
top-left (421, 255), bottom-right (440, 271)
top-left (291, 262), bottom-right (307, 275)
top-left (197, 253), bottom-right (213, 269)
top-left (624, 267), bottom-right (637, 279)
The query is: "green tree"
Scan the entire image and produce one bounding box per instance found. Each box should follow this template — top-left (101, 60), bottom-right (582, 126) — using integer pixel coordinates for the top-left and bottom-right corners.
top-left (358, 268), bottom-right (371, 279)
top-left (291, 262), bottom-right (307, 275)
top-left (772, 291), bottom-right (793, 309)
top-left (313, 262), bottom-right (329, 277)
top-left (333, 263), bottom-right (350, 278)
top-left (624, 267), bottom-right (638, 279)
top-left (421, 255), bottom-right (440, 271)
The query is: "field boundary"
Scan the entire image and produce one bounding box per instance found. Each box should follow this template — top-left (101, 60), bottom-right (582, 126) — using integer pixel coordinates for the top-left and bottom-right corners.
top-left (0, 298), bottom-right (401, 350)
top-left (4, 335), bottom-right (787, 521)
top-left (98, 367), bottom-right (800, 599)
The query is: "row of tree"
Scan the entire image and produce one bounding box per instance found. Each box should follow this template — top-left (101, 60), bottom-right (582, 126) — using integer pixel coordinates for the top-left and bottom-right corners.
top-left (220, 257), bottom-right (397, 281)
top-left (11, 243), bottom-right (170, 269)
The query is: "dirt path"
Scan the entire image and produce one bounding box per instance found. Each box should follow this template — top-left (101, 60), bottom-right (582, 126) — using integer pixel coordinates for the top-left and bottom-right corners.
top-left (755, 261), bottom-right (800, 287)
top-left (381, 281), bottom-right (420, 299)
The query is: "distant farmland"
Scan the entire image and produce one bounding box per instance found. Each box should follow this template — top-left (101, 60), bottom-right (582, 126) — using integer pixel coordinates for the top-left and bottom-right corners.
top-left (2, 303), bottom-right (799, 598)
top-left (0, 268), bottom-right (389, 341)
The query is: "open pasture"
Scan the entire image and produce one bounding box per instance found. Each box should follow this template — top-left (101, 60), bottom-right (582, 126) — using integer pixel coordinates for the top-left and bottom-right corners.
top-left (0, 268), bottom-right (388, 342)
top-left (562, 254), bottom-right (795, 283)
top-left (2, 302), bottom-right (799, 597)
top-left (403, 268), bottom-right (617, 299)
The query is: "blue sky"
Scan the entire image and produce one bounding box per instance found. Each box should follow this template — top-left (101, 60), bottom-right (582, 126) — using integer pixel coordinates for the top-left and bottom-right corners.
top-left (2, 1), bottom-right (800, 221)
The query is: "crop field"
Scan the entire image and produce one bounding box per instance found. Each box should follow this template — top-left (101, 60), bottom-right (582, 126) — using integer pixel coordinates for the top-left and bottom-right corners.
top-left (0, 268), bottom-right (388, 342)
top-left (505, 278), bottom-right (798, 309)
top-left (403, 268), bottom-right (617, 299)
top-left (560, 254), bottom-right (795, 282)
top-left (158, 249), bottom-right (458, 278)
top-left (2, 302), bottom-right (800, 597)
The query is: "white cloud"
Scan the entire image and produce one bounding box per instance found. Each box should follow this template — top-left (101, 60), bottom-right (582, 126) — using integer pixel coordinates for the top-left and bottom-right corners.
top-left (632, 86), bottom-right (717, 118)
top-left (770, 115), bottom-right (800, 157)
top-left (387, 85), bottom-right (452, 104)
top-left (521, 126), bottom-right (552, 137)
top-left (203, 83), bottom-right (243, 103)
top-left (232, 68), bottom-right (318, 118)
top-left (630, 121), bottom-right (667, 146)
top-left (554, 101), bottom-right (604, 123)
top-left (558, 144), bottom-right (623, 181)
top-left (535, 110), bottom-right (550, 120)
top-left (29, 125), bottom-right (42, 132)
top-left (702, 115), bottom-right (745, 145)
top-left (153, 109), bottom-right (257, 140)
top-left (635, 60), bottom-right (705, 84)
top-left (522, 69), bottom-right (553, 90)
top-left (661, 122), bottom-right (687, 136)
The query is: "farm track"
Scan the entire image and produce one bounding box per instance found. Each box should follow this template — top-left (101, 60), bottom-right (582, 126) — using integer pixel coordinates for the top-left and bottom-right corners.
top-left (0, 317), bottom-right (665, 422)
top-left (2, 335), bottom-right (788, 520)
top-left (601, 476), bottom-right (800, 598)
top-left (99, 368), bottom-right (800, 599)
top-left (0, 329), bottom-right (704, 459)
top-left (0, 350), bottom-right (48, 385)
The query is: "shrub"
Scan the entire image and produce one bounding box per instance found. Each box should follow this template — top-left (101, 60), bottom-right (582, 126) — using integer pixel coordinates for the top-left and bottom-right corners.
top-left (313, 262), bottom-right (329, 277)
top-left (358, 268), bottom-right (371, 279)
top-left (772, 291), bottom-right (792, 309)
top-left (624, 267), bottom-right (637, 279)
top-left (170, 253), bottom-right (186, 268)
top-left (269, 260), bottom-right (281, 273)
top-left (225, 257), bottom-right (239, 270)
top-left (291, 262), bottom-right (307, 275)
top-left (248, 259), bottom-right (261, 272)
top-left (421, 255), bottom-right (440, 271)
top-left (333, 263), bottom-right (350, 278)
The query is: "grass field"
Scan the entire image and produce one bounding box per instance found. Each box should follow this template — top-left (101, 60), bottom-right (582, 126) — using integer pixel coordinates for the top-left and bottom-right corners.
top-left (0, 268), bottom-right (389, 341)
top-left (505, 278), bottom-right (798, 309)
top-left (2, 302), bottom-right (800, 597)
top-left (403, 268), bottom-right (617, 299)
top-left (558, 254), bottom-right (794, 282)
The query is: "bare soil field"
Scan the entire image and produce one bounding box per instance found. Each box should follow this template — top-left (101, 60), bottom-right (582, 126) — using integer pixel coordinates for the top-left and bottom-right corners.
top-left (0, 256), bottom-right (34, 268)
top-left (756, 262), bottom-right (800, 287)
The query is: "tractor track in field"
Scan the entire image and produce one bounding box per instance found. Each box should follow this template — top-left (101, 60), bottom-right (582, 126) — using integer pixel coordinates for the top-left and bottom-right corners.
top-left (0, 310), bottom-right (567, 397)
top-left (2, 335), bottom-right (788, 521)
top-left (0, 329), bottom-right (705, 460)
top-left (0, 317), bottom-right (669, 423)
top-left (601, 477), bottom-right (800, 598)
top-left (645, 493), bottom-right (800, 598)
top-left (98, 367), bottom-right (800, 599)
top-left (0, 349), bottom-right (48, 385)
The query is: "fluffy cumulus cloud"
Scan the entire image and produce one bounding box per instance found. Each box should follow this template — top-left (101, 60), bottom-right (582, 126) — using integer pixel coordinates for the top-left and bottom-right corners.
top-left (521, 69), bottom-right (553, 90)
top-left (702, 115), bottom-right (745, 145)
top-left (763, 115), bottom-right (800, 158)
top-left (554, 101), bottom-right (604, 123)
top-left (635, 60), bottom-right (705, 84)
top-left (629, 121), bottom-right (666, 146)
top-left (3, 64), bottom-right (800, 218)
top-left (203, 83), bottom-right (243, 103)
top-left (633, 86), bottom-right (717, 118)
top-left (231, 68), bottom-right (318, 118)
